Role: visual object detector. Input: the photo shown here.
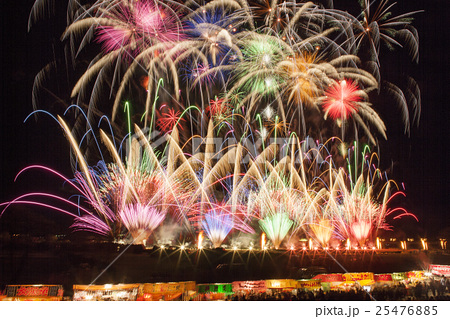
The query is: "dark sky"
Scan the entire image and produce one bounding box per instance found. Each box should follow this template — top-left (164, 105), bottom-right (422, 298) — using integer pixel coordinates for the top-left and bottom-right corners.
top-left (0, 1), bottom-right (448, 236)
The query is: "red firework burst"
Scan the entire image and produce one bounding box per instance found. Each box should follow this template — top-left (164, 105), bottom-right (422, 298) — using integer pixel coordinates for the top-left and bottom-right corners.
top-left (157, 108), bottom-right (185, 133)
top-left (322, 79), bottom-right (362, 120)
top-left (207, 98), bottom-right (231, 121)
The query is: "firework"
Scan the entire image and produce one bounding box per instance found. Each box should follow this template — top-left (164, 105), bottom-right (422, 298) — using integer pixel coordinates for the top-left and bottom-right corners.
top-left (157, 107), bottom-right (185, 133)
top-left (119, 203), bottom-right (166, 244)
top-left (29, 0), bottom-right (421, 146)
top-left (202, 210), bottom-right (233, 248)
top-left (259, 213), bottom-right (293, 249)
top-left (322, 79), bottom-right (362, 120)
top-left (4, 1), bottom-right (424, 253)
top-left (309, 219), bottom-right (334, 248)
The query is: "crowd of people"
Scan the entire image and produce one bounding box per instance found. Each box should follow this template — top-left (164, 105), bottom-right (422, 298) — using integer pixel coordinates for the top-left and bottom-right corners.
top-left (223, 277), bottom-right (450, 301)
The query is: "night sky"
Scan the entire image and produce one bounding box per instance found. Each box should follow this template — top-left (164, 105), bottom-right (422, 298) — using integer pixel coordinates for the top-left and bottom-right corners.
top-left (0, 1), bottom-right (448, 237)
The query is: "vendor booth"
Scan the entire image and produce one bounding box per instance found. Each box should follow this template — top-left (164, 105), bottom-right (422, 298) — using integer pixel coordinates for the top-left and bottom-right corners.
top-left (2, 285), bottom-right (63, 301)
top-left (139, 281), bottom-right (196, 301)
top-left (374, 274), bottom-right (394, 286)
top-left (73, 284), bottom-right (139, 301)
top-left (406, 271), bottom-right (425, 282)
top-left (312, 274), bottom-right (345, 291)
top-left (196, 283), bottom-right (233, 300)
top-left (265, 279), bottom-right (299, 291)
top-left (298, 279), bottom-right (322, 291)
top-left (232, 280), bottom-right (267, 293)
top-left (392, 272), bottom-right (407, 282)
top-left (342, 272), bottom-right (375, 287)
top-left (430, 264), bottom-right (450, 277)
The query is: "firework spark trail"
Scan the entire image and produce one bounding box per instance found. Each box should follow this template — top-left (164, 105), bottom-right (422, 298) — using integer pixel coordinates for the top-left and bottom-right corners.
top-left (12, 0), bottom-right (424, 287)
top-left (119, 203), bottom-right (166, 244)
top-left (202, 209), bottom-right (233, 248)
top-left (30, 1), bottom-right (421, 147)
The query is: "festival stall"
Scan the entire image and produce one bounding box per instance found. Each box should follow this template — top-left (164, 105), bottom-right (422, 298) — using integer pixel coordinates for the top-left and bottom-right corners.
top-left (406, 271), bottom-right (425, 282)
top-left (312, 274), bottom-right (345, 291)
top-left (429, 264), bottom-right (450, 277)
top-left (139, 281), bottom-right (196, 301)
top-left (374, 274), bottom-right (395, 286)
top-left (232, 280), bottom-right (267, 293)
top-left (73, 284), bottom-right (139, 301)
top-left (297, 279), bottom-right (322, 291)
top-left (342, 272), bottom-right (375, 288)
top-left (1, 285), bottom-right (63, 301)
top-left (391, 272), bottom-right (407, 282)
top-left (265, 279), bottom-right (299, 291)
top-left (196, 283), bottom-right (233, 300)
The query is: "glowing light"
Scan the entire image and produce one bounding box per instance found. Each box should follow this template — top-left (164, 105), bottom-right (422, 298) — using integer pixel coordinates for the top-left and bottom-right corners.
top-left (261, 233), bottom-right (266, 250)
top-left (322, 79), bottom-right (362, 120)
top-left (197, 231), bottom-right (204, 250)
top-left (402, 241), bottom-right (408, 250)
top-left (157, 108), bottom-right (185, 133)
top-left (119, 204), bottom-right (165, 245)
top-left (202, 210), bottom-right (233, 248)
top-left (350, 221), bottom-right (372, 245)
top-left (262, 105), bottom-right (274, 119)
top-left (310, 220), bottom-right (333, 247)
top-left (259, 213), bottom-right (293, 249)
top-left (376, 237), bottom-right (382, 249)
top-left (421, 238), bottom-right (428, 250)
top-left (95, 1), bottom-right (181, 57)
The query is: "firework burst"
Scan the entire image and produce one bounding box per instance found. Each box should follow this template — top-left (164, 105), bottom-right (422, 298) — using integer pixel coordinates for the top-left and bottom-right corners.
top-left (322, 79), bottom-right (362, 120)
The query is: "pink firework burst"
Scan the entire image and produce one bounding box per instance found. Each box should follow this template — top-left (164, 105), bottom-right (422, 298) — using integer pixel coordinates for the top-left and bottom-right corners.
top-left (322, 79), bottom-right (362, 120)
top-left (157, 108), bottom-right (185, 133)
top-left (119, 203), bottom-right (166, 244)
top-left (96, 1), bottom-right (181, 57)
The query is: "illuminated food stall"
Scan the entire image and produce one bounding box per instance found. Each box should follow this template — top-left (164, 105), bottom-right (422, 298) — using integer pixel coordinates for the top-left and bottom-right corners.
top-left (73, 284), bottom-right (139, 301)
top-left (196, 283), bottom-right (233, 300)
top-left (297, 279), bottom-right (322, 291)
top-left (232, 280), bottom-right (267, 293)
top-left (265, 279), bottom-right (299, 291)
top-left (374, 274), bottom-right (394, 286)
top-left (392, 272), bottom-right (407, 282)
top-left (342, 272), bottom-right (375, 287)
top-left (312, 274), bottom-right (345, 291)
top-left (406, 271), bottom-right (425, 282)
top-left (1, 285), bottom-right (63, 301)
top-left (139, 281), bottom-right (196, 301)
top-left (430, 264), bottom-right (450, 277)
